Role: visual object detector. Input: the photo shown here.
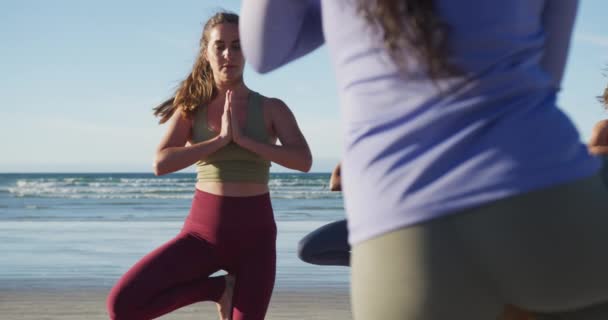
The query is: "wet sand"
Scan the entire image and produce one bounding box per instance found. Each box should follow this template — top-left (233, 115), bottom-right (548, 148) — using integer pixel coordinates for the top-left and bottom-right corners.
top-left (0, 288), bottom-right (352, 320)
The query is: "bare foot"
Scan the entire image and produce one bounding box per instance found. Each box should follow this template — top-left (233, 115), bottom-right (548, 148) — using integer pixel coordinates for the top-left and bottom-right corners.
top-left (216, 274), bottom-right (235, 320)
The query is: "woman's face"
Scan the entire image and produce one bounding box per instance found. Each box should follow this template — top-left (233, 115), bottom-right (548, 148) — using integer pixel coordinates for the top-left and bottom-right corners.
top-left (205, 23), bottom-right (244, 85)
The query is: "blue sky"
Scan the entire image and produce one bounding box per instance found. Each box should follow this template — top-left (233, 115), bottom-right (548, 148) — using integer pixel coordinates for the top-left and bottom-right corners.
top-left (1, 0), bottom-right (607, 173)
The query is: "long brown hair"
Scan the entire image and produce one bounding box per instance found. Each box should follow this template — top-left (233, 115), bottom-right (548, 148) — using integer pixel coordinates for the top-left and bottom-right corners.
top-left (153, 12), bottom-right (239, 124)
top-left (356, 0), bottom-right (458, 79)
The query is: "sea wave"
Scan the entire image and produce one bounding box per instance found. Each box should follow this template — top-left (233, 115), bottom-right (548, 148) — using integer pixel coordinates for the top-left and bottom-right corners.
top-left (6, 174), bottom-right (335, 200)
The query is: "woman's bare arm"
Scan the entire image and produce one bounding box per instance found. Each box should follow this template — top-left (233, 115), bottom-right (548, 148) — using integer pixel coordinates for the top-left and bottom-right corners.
top-left (153, 102), bottom-right (231, 176)
top-left (233, 98), bottom-right (312, 172)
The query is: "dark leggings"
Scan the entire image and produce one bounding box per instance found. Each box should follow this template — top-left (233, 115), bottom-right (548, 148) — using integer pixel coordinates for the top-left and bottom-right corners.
top-left (601, 155), bottom-right (608, 185)
top-left (107, 190), bottom-right (277, 320)
top-left (297, 219), bottom-right (350, 266)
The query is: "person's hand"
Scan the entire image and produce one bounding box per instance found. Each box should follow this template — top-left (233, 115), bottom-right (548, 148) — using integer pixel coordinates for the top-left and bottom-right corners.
top-left (219, 90), bottom-right (233, 144)
top-left (229, 90), bottom-right (245, 144)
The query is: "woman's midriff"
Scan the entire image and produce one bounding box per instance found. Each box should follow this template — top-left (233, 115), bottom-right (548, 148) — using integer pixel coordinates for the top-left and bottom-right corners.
top-left (195, 181), bottom-right (270, 197)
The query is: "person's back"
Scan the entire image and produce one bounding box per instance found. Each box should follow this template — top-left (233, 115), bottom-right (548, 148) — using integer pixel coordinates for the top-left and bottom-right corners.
top-left (319, 0), bottom-right (598, 243)
top-left (240, 1), bottom-right (608, 319)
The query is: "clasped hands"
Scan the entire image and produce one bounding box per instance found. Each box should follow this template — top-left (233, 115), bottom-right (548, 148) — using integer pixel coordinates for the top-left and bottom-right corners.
top-left (218, 90), bottom-right (249, 146)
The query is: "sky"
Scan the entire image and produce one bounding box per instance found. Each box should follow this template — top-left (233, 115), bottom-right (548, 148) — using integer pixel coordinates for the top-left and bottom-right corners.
top-left (1, 0), bottom-right (607, 173)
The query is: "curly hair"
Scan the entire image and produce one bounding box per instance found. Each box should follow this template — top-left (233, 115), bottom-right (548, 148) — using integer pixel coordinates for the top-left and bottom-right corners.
top-left (356, 0), bottom-right (459, 79)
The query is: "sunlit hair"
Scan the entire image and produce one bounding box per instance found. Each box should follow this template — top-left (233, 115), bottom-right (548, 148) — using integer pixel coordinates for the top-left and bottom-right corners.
top-left (152, 12), bottom-right (239, 124)
top-left (356, 0), bottom-right (459, 79)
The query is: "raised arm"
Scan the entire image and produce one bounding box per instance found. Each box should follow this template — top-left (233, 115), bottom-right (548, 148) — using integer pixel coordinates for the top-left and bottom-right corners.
top-left (240, 0), bottom-right (324, 73)
top-left (541, 0), bottom-right (579, 90)
top-left (153, 104), bottom-right (231, 176)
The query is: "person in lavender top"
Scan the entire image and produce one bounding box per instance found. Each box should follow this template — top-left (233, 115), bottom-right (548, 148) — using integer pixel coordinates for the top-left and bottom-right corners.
top-left (240, 1), bottom-right (608, 319)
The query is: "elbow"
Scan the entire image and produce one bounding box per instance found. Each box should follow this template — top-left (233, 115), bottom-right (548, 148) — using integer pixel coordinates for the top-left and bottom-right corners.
top-left (241, 40), bottom-right (276, 74)
top-left (242, 43), bottom-right (281, 74)
top-left (247, 57), bottom-right (278, 74)
top-left (300, 154), bottom-right (313, 173)
top-left (152, 162), bottom-right (165, 176)
top-left (153, 155), bottom-right (168, 176)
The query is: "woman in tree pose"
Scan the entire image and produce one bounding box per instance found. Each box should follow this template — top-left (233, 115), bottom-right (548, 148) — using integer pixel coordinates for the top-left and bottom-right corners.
top-left (107, 11), bottom-right (311, 320)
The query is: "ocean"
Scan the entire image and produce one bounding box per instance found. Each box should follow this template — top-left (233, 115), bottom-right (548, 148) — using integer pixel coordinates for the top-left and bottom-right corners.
top-left (0, 173), bottom-right (349, 292)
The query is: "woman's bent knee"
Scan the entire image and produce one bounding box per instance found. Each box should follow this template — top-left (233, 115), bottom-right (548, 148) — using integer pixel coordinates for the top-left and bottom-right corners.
top-left (106, 286), bottom-right (140, 320)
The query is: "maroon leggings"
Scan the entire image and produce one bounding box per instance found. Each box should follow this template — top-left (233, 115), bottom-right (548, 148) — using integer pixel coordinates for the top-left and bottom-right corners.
top-left (106, 190), bottom-right (277, 320)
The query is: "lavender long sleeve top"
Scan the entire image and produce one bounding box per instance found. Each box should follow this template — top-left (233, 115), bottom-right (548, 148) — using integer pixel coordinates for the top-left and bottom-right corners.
top-left (241, 0), bottom-right (599, 245)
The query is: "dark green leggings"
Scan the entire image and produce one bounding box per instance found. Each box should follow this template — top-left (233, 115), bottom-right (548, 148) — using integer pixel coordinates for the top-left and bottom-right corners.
top-left (352, 172), bottom-right (608, 320)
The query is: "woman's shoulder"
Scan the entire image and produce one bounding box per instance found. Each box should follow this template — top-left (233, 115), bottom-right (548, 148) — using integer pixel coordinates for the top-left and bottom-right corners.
top-left (255, 92), bottom-right (291, 114)
top-left (255, 92), bottom-right (286, 107)
top-left (255, 93), bottom-right (299, 127)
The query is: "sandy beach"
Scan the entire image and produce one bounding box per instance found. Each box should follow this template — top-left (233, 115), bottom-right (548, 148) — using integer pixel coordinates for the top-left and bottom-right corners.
top-left (0, 288), bottom-right (351, 320)
top-left (0, 173), bottom-right (351, 319)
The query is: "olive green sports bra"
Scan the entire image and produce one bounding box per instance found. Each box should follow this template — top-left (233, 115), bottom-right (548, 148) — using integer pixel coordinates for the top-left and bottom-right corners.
top-left (191, 91), bottom-right (271, 184)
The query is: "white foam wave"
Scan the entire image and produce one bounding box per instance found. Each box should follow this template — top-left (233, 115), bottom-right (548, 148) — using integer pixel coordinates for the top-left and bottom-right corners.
top-left (8, 176), bottom-right (333, 200)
